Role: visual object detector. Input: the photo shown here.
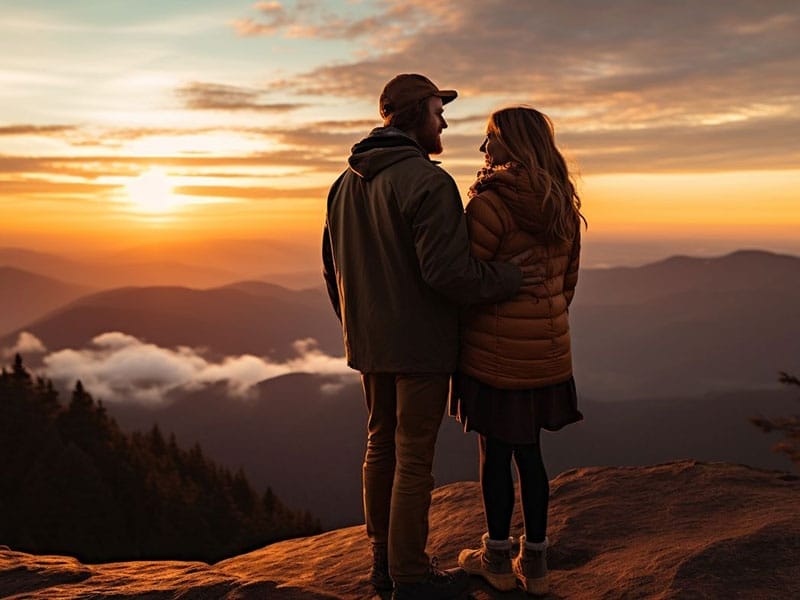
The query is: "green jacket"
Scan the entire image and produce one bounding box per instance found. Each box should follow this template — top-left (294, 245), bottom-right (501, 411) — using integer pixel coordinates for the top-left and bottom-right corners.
top-left (323, 127), bottom-right (521, 373)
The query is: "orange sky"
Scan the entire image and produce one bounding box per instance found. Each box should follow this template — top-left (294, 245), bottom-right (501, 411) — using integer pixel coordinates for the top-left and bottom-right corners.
top-left (2, 1), bottom-right (799, 261)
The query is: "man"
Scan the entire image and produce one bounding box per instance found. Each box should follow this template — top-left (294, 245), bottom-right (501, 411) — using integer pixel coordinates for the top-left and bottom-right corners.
top-left (322, 74), bottom-right (539, 600)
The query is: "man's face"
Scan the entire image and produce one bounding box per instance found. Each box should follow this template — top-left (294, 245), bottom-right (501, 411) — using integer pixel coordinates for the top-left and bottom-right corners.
top-left (415, 96), bottom-right (447, 155)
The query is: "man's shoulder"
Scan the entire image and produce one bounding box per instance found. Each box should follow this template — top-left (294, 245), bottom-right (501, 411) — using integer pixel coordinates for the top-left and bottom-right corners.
top-left (389, 155), bottom-right (457, 185)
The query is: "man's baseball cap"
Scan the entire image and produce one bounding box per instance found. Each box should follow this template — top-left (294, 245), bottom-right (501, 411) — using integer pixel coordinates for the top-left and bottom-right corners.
top-left (379, 74), bottom-right (458, 119)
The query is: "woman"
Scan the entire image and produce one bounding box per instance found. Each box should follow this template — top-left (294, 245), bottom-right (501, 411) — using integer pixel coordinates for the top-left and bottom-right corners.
top-left (453, 106), bottom-right (585, 595)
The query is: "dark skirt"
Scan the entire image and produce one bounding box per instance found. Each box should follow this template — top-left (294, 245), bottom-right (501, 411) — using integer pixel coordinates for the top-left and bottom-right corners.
top-left (449, 373), bottom-right (583, 445)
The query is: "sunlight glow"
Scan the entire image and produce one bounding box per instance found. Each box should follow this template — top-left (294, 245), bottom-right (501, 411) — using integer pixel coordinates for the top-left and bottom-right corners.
top-left (124, 168), bottom-right (182, 214)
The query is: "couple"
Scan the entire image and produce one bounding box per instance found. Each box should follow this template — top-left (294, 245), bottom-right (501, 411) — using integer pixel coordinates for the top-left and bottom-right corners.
top-left (322, 73), bottom-right (584, 599)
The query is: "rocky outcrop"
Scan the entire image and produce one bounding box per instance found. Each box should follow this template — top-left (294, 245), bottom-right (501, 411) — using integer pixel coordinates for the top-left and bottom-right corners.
top-left (1, 460), bottom-right (798, 599)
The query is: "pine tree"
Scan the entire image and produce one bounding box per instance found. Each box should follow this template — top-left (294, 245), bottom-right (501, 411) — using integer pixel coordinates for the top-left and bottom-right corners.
top-left (12, 353), bottom-right (31, 385)
top-left (751, 371), bottom-right (800, 468)
top-left (1, 356), bottom-right (322, 562)
top-left (34, 377), bottom-right (60, 417)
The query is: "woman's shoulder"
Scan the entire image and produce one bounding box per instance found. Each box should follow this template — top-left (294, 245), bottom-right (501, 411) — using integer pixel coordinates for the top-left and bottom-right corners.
top-left (466, 187), bottom-right (515, 224)
top-left (470, 163), bottom-right (522, 195)
top-left (467, 166), bottom-right (518, 211)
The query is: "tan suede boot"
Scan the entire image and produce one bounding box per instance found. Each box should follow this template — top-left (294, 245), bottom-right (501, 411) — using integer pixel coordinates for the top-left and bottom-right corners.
top-left (457, 533), bottom-right (517, 591)
top-left (513, 535), bottom-right (548, 595)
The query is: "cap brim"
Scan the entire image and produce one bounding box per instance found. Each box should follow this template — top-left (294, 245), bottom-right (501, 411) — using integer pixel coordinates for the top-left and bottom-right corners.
top-left (437, 90), bottom-right (458, 104)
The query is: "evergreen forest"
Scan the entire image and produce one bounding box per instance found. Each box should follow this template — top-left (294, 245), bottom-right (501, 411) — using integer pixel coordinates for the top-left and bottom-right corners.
top-left (0, 354), bottom-right (321, 563)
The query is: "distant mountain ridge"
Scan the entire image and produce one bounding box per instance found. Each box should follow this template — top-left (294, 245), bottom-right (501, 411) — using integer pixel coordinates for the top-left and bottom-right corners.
top-left (571, 248), bottom-right (800, 398)
top-left (1, 283), bottom-right (342, 361)
top-left (3, 248), bottom-right (797, 398)
top-left (574, 248), bottom-right (800, 306)
top-left (0, 238), bottom-right (321, 290)
top-left (0, 246), bottom-right (240, 290)
top-left (0, 266), bottom-right (92, 337)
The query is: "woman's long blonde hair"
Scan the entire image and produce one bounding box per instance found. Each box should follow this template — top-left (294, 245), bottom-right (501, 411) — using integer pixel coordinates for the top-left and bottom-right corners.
top-left (488, 106), bottom-right (586, 240)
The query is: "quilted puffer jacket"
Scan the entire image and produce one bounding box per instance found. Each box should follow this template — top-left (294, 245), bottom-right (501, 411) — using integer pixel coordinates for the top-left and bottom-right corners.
top-left (459, 163), bottom-right (581, 389)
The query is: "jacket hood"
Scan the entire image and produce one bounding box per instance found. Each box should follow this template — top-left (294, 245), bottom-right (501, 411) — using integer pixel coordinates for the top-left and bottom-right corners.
top-left (469, 163), bottom-right (554, 235)
top-left (347, 127), bottom-right (426, 180)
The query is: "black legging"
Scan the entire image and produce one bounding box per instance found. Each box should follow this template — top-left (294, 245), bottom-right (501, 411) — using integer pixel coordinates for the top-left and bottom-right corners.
top-left (479, 434), bottom-right (548, 543)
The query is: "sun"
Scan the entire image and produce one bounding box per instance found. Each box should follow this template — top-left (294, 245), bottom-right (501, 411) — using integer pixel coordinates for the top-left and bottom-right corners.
top-left (124, 168), bottom-right (181, 214)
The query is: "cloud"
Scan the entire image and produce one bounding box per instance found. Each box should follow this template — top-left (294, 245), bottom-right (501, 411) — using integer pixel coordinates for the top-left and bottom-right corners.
top-left (0, 125), bottom-right (76, 136)
top-left (263, 0), bottom-right (800, 173)
top-left (231, 1), bottom-right (289, 36)
top-left (3, 0), bottom-right (798, 193)
top-left (0, 178), bottom-right (120, 196)
top-left (177, 81), bottom-right (306, 112)
top-left (41, 332), bottom-right (355, 404)
top-left (266, 127), bottom-right (365, 150)
top-left (0, 150), bottom-right (341, 183)
top-left (231, 0), bottom-right (422, 41)
top-left (281, 0), bottom-right (800, 102)
top-left (173, 184), bottom-right (329, 200)
top-left (3, 331), bottom-right (47, 359)
top-left (442, 113), bottom-right (800, 175)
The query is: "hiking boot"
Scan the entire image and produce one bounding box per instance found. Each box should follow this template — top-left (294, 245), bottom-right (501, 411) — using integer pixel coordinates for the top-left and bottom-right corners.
top-left (391, 559), bottom-right (469, 600)
top-left (369, 543), bottom-right (393, 591)
top-left (513, 535), bottom-right (548, 596)
top-left (458, 533), bottom-right (516, 591)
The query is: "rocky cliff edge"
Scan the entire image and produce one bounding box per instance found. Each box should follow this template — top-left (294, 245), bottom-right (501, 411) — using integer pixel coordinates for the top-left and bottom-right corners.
top-left (1, 460), bottom-right (798, 599)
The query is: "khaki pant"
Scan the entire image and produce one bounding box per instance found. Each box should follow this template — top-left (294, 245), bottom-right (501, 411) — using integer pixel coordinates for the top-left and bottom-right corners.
top-left (361, 373), bottom-right (449, 583)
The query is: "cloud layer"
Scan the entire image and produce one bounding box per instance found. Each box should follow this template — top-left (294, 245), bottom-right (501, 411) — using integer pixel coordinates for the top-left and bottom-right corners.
top-left (5, 1), bottom-right (799, 185)
top-left (285, 2), bottom-right (798, 135)
top-left (18, 332), bottom-right (355, 405)
top-left (226, 0), bottom-right (799, 176)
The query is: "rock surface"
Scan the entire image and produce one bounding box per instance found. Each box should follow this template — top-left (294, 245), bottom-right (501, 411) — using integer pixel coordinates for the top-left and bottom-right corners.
top-left (1, 460), bottom-right (798, 599)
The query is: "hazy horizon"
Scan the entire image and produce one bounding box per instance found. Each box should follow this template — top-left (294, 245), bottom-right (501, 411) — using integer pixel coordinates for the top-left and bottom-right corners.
top-left (3, 234), bottom-right (800, 275)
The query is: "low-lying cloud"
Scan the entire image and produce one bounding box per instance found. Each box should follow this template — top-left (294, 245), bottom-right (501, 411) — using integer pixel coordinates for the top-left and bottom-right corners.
top-left (20, 331), bottom-right (355, 404)
top-left (3, 331), bottom-right (48, 359)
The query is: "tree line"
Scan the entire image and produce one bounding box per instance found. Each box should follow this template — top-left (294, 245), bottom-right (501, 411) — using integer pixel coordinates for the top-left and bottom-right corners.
top-left (0, 354), bottom-right (320, 563)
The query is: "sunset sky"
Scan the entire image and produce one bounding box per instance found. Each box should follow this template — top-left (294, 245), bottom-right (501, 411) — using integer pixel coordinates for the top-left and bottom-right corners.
top-left (2, 0), bottom-right (799, 262)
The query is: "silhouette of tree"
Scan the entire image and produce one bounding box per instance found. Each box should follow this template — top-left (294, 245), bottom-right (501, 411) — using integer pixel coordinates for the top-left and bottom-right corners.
top-left (34, 377), bottom-right (60, 417)
top-left (0, 354), bottom-right (58, 536)
top-left (751, 371), bottom-right (800, 468)
top-left (12, 353), bottom-right (31, 384)
top-left (0, 355), bottom-right (321, 563)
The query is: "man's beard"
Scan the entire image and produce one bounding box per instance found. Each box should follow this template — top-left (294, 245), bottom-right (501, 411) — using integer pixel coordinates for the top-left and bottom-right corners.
top-left (418, 131), bottom-right (442, 155)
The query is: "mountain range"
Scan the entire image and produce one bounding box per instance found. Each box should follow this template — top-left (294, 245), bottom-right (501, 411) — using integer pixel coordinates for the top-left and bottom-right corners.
top-left (0, 280), bottom-right (342, 361)
top-left (570, 249), bottom-right (800, 397)
top-left (3, 249), bottom-right (798, 397)
top-left (2, 248), bottom-right (798, 527)
top-left (0, 266), bottom-right (92, 337)
top-left (0, 238), bottom-right (320, 291)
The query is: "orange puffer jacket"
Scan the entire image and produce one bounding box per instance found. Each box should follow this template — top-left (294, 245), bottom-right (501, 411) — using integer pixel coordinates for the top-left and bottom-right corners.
top-left (459, 164), bottom-right (581, 389)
